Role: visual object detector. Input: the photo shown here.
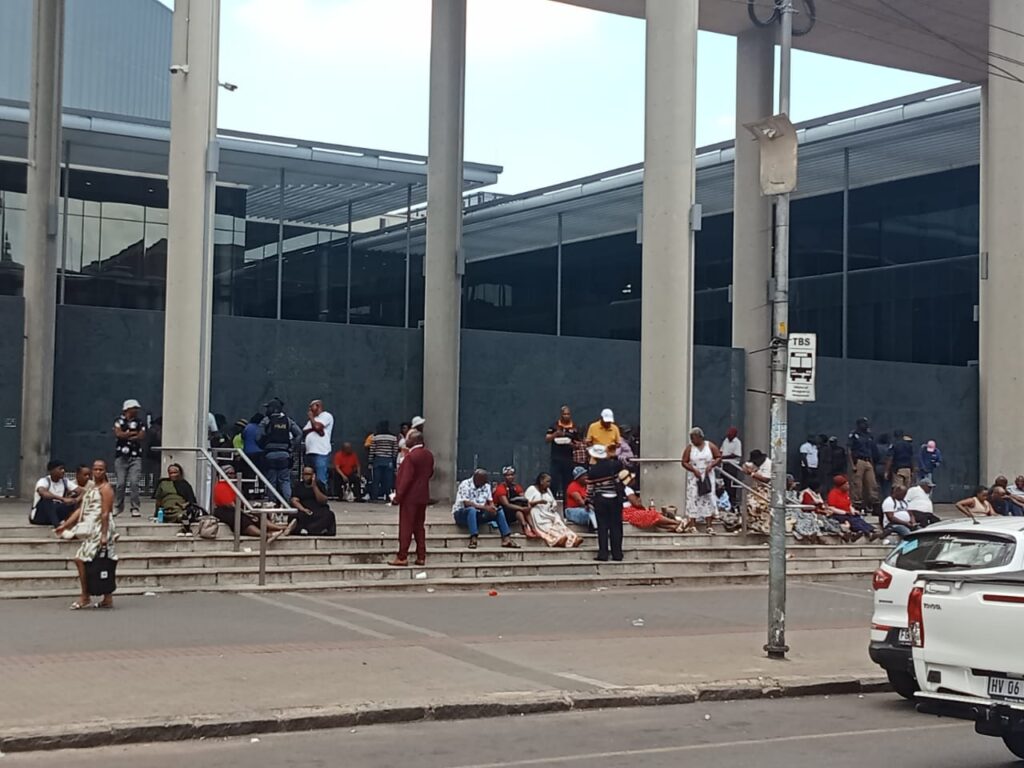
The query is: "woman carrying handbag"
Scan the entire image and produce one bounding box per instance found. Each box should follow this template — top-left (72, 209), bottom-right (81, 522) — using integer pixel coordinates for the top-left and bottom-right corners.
top-left (55, 460), bottom-right (117, 610)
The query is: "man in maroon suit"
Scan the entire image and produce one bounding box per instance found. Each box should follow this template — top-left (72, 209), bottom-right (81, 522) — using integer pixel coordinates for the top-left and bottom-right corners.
top-left (389, 429), bottom-right (434, 566)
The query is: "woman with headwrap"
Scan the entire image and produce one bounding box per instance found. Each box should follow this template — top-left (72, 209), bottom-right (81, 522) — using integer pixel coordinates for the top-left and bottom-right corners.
top-left (152, 462), bottom-right (198, 524)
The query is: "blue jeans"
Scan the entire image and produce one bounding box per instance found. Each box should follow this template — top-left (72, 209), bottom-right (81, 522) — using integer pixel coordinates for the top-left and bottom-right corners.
top-left (305, 453), bottom-right (329, 487)
top-left (454, 506), bottom-right (511, 537)
top-left (373, 460), bottom-right (395, 500)
top-left (264, 451), bottom-right (292, 503)
top-left (564, 506), bottom-right (596, 530)
top-left (885, 523), bottom-right (913, 538)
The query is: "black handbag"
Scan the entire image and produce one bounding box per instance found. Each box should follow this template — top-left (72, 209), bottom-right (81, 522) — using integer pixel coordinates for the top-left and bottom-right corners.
top-left (696, 474), bottom-right (713, 497)
top-left (85, 547), bottom-right (117, 596)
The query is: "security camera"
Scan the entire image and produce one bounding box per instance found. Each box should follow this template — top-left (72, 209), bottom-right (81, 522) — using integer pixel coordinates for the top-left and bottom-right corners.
top-left (169, 64), bottom-right (190, 74)
top-left (219, 81), bottom-right (238, 92)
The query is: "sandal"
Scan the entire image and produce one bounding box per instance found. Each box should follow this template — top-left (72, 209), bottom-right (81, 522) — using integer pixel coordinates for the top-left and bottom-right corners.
top-left (96, 600), bottom-right (113, 609)
top-left (70, 601), bottom-right (92, 610)
top-left (468, 537), bottom-right (478, 549)
top-left (501, 539), bottom-right (520, 549)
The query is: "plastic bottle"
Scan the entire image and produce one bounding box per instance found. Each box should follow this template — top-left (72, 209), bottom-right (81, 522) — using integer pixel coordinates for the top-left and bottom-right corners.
top-left (156, 507), bottom-right (164, 524)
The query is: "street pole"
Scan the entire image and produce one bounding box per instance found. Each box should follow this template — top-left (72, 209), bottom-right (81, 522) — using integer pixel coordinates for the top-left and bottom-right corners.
top-left (765, 0), bottom-right (793, 660)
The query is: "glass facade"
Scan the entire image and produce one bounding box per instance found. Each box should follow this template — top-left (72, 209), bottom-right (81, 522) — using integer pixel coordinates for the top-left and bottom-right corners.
top-left (0, 156), bottom-right (981, 366)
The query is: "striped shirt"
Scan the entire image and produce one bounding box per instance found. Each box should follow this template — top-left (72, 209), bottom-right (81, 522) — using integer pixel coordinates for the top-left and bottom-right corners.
top-left (369, 433), bottom-right (399, 461)
top-left (587, 459), bottom-right (623, 498)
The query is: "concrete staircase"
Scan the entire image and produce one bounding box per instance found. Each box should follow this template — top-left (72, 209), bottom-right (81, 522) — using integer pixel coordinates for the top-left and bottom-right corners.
top-left (0, 510), bottom-right (888, 598)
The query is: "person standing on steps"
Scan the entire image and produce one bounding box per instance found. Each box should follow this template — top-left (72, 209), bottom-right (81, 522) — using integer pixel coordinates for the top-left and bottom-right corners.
top-left (301, 399), bottom-right (334, 487)
top-left (55, 460), bottom-right (116, 610)
top-left (586, 444), bottom-right (625, 562)
top-left (258, 399), bottom-right (302, 503)
top-left (113, 399), bottom-right (146, 517)
top-left (390, 429), bottom-right (434, 567)
top-left (546, 405), bottom-right (580, 499)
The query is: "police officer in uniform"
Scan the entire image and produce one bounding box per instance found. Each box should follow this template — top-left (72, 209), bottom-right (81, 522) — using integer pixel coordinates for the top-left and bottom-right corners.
top-left (847, 417), bottom-right (880, 514)
top-left (258, 399), bottom-right (302, 502)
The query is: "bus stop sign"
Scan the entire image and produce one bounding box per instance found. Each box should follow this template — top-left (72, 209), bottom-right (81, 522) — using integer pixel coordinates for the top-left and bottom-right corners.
top-left (785, 333), bottom-right (816, 403)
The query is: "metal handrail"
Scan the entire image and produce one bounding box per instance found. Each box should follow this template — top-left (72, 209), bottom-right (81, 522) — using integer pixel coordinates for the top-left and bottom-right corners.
top-left (158, 446), bottom-right (294, 586)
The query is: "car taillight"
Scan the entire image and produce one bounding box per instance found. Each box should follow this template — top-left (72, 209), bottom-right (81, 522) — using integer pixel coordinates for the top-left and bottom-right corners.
top-left (872, 568), bottom-right (893, 591)
top-left (908, 586), bottom-right (924, 648)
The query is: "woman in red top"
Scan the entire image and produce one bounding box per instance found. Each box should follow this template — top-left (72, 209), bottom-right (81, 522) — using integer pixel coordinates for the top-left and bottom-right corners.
top-left (827, 474), bottom-right (879, 541)
top-left (211, 465), bottom-right (289, 539)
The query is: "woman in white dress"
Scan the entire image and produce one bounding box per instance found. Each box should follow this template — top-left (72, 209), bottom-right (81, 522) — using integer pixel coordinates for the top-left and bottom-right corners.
top-left (55, 460), bottom-right (116, 610)
top-left (681, 427), bottom-right (722, 532)
top-left (525, 473), bottom-right (583, 548)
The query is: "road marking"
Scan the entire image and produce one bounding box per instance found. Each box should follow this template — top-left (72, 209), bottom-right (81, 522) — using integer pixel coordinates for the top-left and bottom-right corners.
top-left (794, 582), bottom-right (873, 600)
top-left (444, 721), bottom-right (965, 768)
top-left (242, 594), bottom-right (393, 640)
top-left (293, 593), bottom-right (448, 638)
top-left (556, 672), bottom-right (620, 689)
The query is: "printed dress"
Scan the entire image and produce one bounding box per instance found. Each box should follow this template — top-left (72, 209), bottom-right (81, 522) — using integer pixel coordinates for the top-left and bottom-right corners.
top-left (685, 442), bottom-right (717, 522)
top-left (74, 485), bottom-right (116, 562)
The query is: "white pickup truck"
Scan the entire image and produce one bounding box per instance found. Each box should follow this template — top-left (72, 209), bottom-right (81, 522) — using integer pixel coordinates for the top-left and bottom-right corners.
top-left (911, 569), bottom-right (1024, 760)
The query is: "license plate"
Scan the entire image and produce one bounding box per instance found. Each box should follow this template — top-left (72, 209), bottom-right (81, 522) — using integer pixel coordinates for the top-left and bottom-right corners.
top-left (897, 628), bottom-right (911, 645)
top-left (988, 677), bottom-right (1024, 701)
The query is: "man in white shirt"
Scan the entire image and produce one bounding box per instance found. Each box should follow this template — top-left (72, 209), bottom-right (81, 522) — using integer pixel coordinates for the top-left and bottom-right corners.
top-left (302, 400), bottom-right (335, 487)
top-left (719, 427), bottom-right (743, 505)
top-left (30, 460), bottom-right (78, 527)
top-left (905, 478), bottom-right (940, 527)
top-left (881, 485), bottom-right (914, 538)
top-left (799, 434), bottom-right (819, 486)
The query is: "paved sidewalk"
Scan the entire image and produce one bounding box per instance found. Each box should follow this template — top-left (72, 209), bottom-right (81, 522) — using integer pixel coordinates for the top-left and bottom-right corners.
top-left (0, 580), bottom-right (884, 750)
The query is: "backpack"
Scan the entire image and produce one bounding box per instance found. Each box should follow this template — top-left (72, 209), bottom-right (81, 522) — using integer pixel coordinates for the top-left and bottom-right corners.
top-left (259, 413), bottom-right (292, 452)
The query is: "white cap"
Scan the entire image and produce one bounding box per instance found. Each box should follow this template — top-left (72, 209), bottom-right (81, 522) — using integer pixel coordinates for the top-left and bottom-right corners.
top-left (600, 408), bottom-right (614, 423)
top-left (411, 415), bottom-right (425, 429)
top-left (588, 444), bottom-right (608, 460)
top-left (123, 399), bottom-right (141, 411)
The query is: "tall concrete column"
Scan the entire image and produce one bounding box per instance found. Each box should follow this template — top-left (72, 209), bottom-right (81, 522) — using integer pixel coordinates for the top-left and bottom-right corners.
top-left (731, 28), bottom-right (774, 457)
top-left (161, 0), bottom-right (220, 477)
top-left (423, 0), bottom-right (466, 499)
top-left (20, 0), bottom-right (64, 498)
top-left (639, 0), bottom-right (699, 506)
top-left (980, 0), bottom-right (1024, 480)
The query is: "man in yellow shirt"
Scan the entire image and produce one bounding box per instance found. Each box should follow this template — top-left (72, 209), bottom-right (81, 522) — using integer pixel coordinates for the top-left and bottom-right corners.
top-left (586, 408), bottom-right (621, 449)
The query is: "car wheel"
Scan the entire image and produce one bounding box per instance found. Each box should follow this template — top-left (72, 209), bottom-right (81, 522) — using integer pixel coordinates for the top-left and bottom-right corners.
top-left (886, 669), bottom-right (919, 700)
top-left (1003, 732), bottom-right (1024, 760)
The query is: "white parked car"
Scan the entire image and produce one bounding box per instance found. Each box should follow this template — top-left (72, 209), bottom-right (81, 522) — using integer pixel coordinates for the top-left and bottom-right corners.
top-left (911, 568), bottom-right (1024, 759)
top-left (869, 517), bottom-right (1024, 699)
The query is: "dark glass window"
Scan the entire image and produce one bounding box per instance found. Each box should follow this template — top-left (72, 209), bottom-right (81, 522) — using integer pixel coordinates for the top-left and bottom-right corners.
top-left (790, 273), bottom-right (843, 358)
top-left (846, 255), bottom-right (978, 365)
top-left (464, 248), bottom-right (557, 335)
top-left (350, 246), bottom-right (405, 327)
top-left (560, 234), bottom-right (640, 340)
top-left (790, 193), bottom-right (843, 277)
top-left (234, 220), bottom-right (279, 319)
top-left (695, 213), bottom-right (732, 346)
top-left (408, 250), bottom-right (424, 329)
top-left (0, 162), bottom-right (27, 296)
top-left (849, 167), bottom-right (979, 271)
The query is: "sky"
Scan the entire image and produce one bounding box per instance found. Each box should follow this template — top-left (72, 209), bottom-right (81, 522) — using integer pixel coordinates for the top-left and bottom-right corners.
top-left (177, 0), bottom-right (953, 193)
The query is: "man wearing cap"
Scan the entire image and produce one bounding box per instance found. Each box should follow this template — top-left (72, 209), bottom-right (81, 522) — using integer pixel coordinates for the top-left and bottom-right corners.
top-left (586, 444), bottom-right (626, 561)
top-left (905, 478), bottom-right (940, 527)
top-left (586, 409), bottom-right (621, 454)
top-left (563, 465), bottom-right (596, 530)
top-left (113, 399), bottom-right (146, 517)
top-left (302, 400), bottom-right (335, 487)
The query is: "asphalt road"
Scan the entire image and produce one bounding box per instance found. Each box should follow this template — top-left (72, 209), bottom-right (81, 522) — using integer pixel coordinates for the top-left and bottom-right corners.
top-left (4, 695), bottom-right (1014, 768)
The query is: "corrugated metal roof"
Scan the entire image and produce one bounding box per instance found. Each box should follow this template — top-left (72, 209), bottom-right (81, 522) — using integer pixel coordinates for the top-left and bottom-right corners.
top-left (358, 85), bottom-right (982, 261)
top-left (0, 105), bottom-right (502, 225)
top-left (0, 0), bottom-right (171, 122)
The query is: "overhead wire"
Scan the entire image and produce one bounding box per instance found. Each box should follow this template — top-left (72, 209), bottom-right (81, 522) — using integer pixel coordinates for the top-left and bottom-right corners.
top-left (721, 0), bottom-right (1011, 84)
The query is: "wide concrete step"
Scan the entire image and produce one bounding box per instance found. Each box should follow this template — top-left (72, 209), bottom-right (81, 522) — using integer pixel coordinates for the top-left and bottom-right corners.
top-left (0, 567), bottom-right (874, 599)
top-left (0, 544), bottom-right (888, 571)
top-left (0, 554), bottom-right (880, 592)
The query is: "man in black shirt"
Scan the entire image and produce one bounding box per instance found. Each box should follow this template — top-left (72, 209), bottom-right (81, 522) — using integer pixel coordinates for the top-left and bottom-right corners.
top-left (885, 429), bottom-right (917, 491)
top-left (545, 405), bottom-right (580, 500)
top-left (113, 398), bottom-right (146, 517)
top-left (586, 444), bottom-right (624, 562)
top-left (847, 417), bottom-right (880, 513)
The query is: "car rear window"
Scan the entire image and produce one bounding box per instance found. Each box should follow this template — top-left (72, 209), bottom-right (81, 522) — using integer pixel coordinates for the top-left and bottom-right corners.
top-left (885, 532), bottom-right (1016, 571)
